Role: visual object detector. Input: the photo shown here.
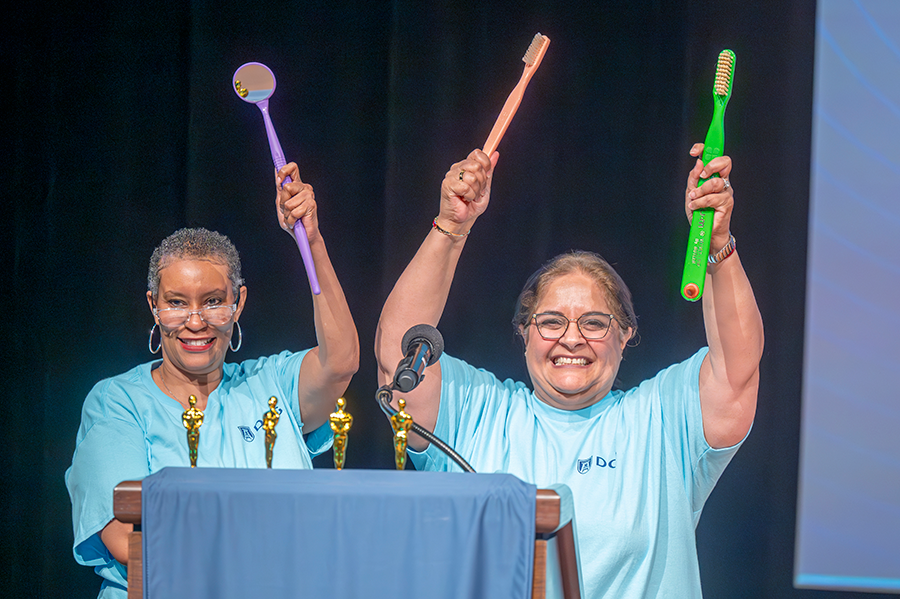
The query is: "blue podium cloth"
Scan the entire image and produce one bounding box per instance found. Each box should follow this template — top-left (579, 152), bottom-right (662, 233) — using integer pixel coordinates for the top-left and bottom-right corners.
top-left (142, 468), bottom-right (537, 599)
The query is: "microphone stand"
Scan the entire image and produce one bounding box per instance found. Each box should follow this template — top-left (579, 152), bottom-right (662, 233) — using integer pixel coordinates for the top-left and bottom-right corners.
top-left (376, 385), bottom-right (476, 474)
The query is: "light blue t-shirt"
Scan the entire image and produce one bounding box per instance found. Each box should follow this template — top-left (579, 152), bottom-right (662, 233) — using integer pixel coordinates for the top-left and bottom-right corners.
top-left (65, 349), bottom-right (333, 599)
top-left (410, 348), bottom-right (744, 599)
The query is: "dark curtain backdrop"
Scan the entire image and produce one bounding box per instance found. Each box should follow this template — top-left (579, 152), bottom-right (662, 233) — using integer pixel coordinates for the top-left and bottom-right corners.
top-left (5, 1), bottom-right (890, 598)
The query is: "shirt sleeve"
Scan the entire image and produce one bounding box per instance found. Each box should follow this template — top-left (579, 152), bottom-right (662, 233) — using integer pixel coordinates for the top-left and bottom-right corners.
top-left (303, 421), bottom-right (334, 457)
top-left (266, 349), bottom-right (333, 456)
top-left (255, 349), bottom-right (309, 425)
top-left (409, 354), bottom-right (522, 472)
top-left (652, 347), bottom-right (748, 515)
top-left (408, 354), bottom-right (473, 472)
top-left (65, 378), bottom-right (151, 569)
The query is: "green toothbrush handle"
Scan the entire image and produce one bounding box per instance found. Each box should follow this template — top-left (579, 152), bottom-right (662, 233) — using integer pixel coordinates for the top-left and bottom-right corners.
top-left (681, 101), bottom-right (725, 301)
top-left (681, 206), bottom-right (714, 300)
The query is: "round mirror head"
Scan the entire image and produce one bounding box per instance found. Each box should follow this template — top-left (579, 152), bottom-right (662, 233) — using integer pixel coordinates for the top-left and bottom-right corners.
top-left (233, 62), bottom-right (276, 103)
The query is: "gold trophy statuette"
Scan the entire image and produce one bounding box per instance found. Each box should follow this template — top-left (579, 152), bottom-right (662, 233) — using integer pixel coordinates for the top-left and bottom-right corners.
top-left (329, 397), bottom-right (353, 470)
top-left (390, 398), bottom-right (413, 470)
top-left (182, 395), bottom-right (204, 467)
top-left (262, 396), bottom-right (280, 468)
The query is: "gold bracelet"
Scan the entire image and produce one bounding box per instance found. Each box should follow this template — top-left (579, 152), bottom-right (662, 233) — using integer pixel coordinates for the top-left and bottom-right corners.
top-left (432, 218), bottom-right (470, 238)
top-left (708, 233), bottom-right (736, 264)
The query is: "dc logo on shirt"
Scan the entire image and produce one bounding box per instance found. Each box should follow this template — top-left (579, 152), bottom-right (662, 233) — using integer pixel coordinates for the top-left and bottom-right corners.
top-left (576, 456), bottom-right (617, 474)
top-left (238, 406), bottom-right (284, 442)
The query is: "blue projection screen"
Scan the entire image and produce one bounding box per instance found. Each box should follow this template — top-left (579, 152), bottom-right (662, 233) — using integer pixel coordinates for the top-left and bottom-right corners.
top-left (795, 0), bottom-right (900, 593)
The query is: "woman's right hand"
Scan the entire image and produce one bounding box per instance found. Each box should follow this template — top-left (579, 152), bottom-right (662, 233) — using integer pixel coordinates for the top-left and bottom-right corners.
top-left (435, 149), bottom-right (498, 234)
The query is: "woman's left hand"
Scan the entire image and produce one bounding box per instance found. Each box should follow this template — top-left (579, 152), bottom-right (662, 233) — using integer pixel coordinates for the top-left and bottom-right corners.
top-left (275, 162), bottom-right (320, 244)
top-left (685, 143), bottom-right (734, 252)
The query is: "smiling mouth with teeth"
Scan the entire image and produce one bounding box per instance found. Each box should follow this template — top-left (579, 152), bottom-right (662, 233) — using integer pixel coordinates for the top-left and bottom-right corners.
top-left (553, 357), bottom-right (588, 366)
top-left (181, 337), bottom-right (214, 347)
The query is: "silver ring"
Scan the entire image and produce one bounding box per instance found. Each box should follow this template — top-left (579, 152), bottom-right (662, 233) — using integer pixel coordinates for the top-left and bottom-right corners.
top-left (459, 170), bottom-right (466, 181)
top-left (723, 178), bottom-right (731, 190)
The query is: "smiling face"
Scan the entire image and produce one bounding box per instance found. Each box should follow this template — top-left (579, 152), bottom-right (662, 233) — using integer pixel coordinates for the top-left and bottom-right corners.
top-left (522, 272), bottom-right (632, 411)
top-left (146, 258), bottom-right (246, 379)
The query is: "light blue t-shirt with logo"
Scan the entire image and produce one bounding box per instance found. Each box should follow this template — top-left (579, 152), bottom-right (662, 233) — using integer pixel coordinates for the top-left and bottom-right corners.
top-left (66, 349), bottom-right (333, 599)
top-left (410, 347), bottom-right (744, 599)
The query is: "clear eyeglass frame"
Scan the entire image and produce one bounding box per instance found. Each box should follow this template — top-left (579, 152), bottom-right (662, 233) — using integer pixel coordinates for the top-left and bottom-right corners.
top-left (530, 311), bottom-right (617, 340)
top-left (153, 303), bottom-right (238, 328)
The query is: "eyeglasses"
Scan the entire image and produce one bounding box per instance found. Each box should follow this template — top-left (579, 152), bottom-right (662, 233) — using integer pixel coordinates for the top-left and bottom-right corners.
top-left (153, 304), bottom-right (237, 328)
top-left (530, 312), bottom-right (617, 340)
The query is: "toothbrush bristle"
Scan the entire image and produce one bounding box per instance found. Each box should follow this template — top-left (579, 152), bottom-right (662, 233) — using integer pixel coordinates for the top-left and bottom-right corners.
top-left (714, 51), bottom-right (734, 96)
top-left (522, 33), bottom-right (549, 66)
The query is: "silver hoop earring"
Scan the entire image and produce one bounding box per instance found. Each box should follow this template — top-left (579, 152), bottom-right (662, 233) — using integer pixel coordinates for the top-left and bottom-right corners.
top-left (229, 321), bottom-right (243, 352)
top-left (148, 323), bottom-right (161, 354)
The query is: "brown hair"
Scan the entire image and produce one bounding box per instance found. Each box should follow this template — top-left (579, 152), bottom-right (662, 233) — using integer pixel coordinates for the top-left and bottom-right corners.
top-left (512, 250), bottom-right (637, 344)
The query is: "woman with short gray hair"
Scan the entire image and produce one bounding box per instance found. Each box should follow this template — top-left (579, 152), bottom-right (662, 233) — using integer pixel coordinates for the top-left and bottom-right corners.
top-left (67, 162), bottom-right (359, 598)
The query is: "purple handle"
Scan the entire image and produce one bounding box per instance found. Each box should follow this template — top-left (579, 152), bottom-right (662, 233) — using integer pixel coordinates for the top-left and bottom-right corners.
top-left (258, 101), bottom-right (321, 295)
top-left (281, 174), bottom-right (321, 295)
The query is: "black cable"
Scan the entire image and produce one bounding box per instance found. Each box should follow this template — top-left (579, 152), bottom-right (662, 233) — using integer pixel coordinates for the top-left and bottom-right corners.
top-left (376, 386), bottom-right (476, 473)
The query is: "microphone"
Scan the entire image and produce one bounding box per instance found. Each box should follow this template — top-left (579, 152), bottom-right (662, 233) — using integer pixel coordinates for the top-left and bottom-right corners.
top-left (392, 324), bottom-right (444, 393)
top-left (379, 324), bottom-right (474, 472)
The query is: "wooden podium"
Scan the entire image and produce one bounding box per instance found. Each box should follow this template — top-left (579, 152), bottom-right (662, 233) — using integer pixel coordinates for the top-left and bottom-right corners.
top-left (114, 475), bottom-right (581, 599)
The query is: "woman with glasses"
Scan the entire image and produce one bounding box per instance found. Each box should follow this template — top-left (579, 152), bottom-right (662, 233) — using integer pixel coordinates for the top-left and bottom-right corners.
top-left (374, 145), bottom-right (763, 598)
top-left (66, 163), bottom-right (359, 598)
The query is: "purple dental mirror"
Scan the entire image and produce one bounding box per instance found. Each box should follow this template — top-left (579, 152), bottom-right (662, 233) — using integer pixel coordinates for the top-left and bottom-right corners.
top-left (233, 62), bottom-right (320, 295)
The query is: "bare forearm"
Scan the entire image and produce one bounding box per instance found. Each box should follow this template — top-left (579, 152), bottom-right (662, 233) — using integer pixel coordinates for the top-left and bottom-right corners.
top-left (375, 149), bottom-right (494, 438)
top-left (309, 236), bottom-right (359, 382)
top-left (375, 228), bottom-right (466, 380)
top-left (702, 250), bottom-right (764, 389)
top-left (100, 518), bottom-right (133, 566)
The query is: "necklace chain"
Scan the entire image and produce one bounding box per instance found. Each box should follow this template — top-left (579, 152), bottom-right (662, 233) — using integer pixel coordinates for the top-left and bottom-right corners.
top-left (158, 367), bottom-right (204, 405)
top-left (158, 368), bottom-right (178, 400)
top-left (157, 365), bottom-right (212, 406)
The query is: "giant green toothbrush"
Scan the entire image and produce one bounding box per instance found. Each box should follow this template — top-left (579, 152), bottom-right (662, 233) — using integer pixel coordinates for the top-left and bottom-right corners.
top-left (681, 50), bottom-right (735, 301)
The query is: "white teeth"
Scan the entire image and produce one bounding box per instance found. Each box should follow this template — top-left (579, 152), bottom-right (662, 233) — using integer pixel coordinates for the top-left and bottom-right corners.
top-left (553, 357), bottom-right (587, 366)
top-left (183, 338), bottom-right (213, 346)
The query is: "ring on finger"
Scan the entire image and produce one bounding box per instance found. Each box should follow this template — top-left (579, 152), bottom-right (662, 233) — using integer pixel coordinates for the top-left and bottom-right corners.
top-left (459, 170), bottom-right (466, 181)
top-left (723, 178), bottom-right (731, 191)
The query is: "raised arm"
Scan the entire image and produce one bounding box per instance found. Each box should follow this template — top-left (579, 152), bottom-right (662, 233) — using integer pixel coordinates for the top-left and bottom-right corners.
top-left (276, 163), bottom-right (359, 433)
top-left (684, 143), bottom-right (765, 449)
top-left (374, 150), bottom-right (497, 449)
